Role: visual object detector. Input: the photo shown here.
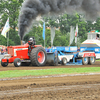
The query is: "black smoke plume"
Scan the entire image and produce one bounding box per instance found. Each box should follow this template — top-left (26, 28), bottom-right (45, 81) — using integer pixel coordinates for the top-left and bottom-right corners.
top-left (18, 0), bottom-right (100, 40)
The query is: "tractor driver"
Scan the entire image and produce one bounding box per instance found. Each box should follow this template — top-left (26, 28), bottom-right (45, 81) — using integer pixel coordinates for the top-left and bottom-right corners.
top-left (28, 37), bottom-right (36, 55)
top-left (28, 37), bottom-right (36, 45)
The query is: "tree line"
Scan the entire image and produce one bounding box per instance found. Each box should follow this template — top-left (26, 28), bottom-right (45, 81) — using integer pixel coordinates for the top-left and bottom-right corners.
top-left (0, 0), bottom-right (100, 47)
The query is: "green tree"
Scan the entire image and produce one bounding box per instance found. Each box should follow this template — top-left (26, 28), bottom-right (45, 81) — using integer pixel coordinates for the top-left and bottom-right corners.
top-left (58, 13), bottom-right (80, 34)
top-left (42, 13), bottom-right (88, 45)
top-left (0, 0), bottom-right (23, 46)
top-left (86, 21), bottom-right (94, 32)
top-left (0, 34), bottom-right (15, 46)
top-left (54, 30), bottom-right (69, 46)
top-left (24, 26), bottom-right (70, 47)
top-left (94, 18), bottom-right (100, 31)
top-left (42, 13), bottom-right (80, 34)
top-left (24, 26), bottom-right (44, 46)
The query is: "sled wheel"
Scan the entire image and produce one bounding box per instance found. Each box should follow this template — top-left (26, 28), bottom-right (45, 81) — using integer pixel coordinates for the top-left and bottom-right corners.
top-left (88, 57), bottom-right (95, 65)
top-left (62, 57), bottom-right (67, 65)
top-left (30, 47), bottom-right (47, 66)
top-left (1, 59), bottom-right (8, 67)
top-left (82, 57), bottom-right (89, 65)
top-left (14, 58), bottom-right (21, 67)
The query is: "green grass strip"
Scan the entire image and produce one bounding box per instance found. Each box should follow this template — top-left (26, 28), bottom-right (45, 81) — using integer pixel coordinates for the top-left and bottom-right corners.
top-left (96, 59), bottom-right (100, 61)
top-left (0, 67), bottom-right (100, 78)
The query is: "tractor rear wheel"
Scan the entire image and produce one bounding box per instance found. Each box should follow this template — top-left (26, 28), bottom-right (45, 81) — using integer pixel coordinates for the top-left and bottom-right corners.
top-left (1, 59), bottom-right (8, 67)
top-left (30, 47), bottom-right (47, 66)
top-left (14, 58), bottom-right (21, 67)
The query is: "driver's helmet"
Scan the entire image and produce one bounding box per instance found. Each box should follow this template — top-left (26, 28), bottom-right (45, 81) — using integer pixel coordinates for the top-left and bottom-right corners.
top-left (29, 37), bottom-right (33, 42)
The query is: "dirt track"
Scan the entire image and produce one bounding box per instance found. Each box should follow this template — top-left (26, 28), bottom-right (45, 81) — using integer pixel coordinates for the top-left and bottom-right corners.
top-left (0, 61), bottom-right (100, 100)
top-left (0, 61), bottom-right (100, 71)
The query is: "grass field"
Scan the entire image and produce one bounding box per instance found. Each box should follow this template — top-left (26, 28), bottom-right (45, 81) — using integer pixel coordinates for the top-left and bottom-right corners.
top-left (0, 67), bottom-right (100, 78)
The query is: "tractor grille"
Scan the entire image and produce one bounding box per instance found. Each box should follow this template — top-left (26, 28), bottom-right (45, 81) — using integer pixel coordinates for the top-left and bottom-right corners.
top-left (8, 47), bottom-right (13, 56)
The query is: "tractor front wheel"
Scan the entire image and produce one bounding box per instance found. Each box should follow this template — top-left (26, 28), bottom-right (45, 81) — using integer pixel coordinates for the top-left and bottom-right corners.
top-left (1, 59), bottom-right (8, 67)
top-left (14, 58), bottom-right (21, 67)
top-left (30, 47), bottom-right (47, 66)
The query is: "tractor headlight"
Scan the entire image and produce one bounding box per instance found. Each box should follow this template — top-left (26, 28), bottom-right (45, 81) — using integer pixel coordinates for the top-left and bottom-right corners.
top-left (4, 54), bottom-right (11, 59)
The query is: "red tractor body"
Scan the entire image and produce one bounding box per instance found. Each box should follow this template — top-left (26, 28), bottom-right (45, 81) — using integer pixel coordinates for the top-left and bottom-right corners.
top-left (2, 43), bottom-right (42, 63)
top-left (1, 39), bottom-right (47, 67)
top-left (3, 43), bottom-right (29, 63)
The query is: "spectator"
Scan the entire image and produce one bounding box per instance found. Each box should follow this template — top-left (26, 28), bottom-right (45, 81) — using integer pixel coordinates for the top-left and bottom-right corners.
top-left (0, 49), bottom-right (1, 54)
top-left (3, 47), bottom-right (6, 53)
top-left (6, 48), bottom-right (8, 54)
top-left (1, 49), bottom-right (4, 55)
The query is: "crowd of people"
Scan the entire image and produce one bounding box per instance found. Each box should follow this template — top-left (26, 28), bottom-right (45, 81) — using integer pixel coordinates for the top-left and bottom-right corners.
top-left (0, 45), bottom-right (7, 55)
